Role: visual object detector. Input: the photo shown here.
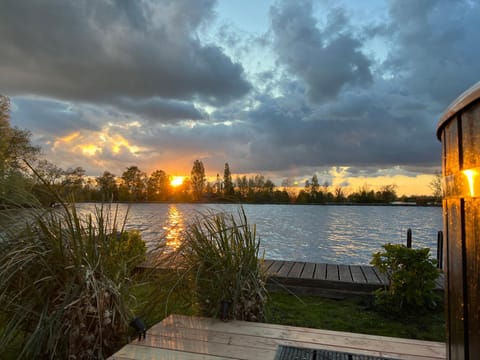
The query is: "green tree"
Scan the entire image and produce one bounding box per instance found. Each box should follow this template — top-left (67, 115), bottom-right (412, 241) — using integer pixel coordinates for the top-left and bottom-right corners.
top-left (121, 166), bottom-right (146, 201)
top-left (96, 171), bottom-right (118, 201)
top-left (31, 160), bottom-right (64, 205)
top-left (429, 171), bottom-right (442, 202)
top-left (236, 175), bottom-right (248, 199)
top-left (0, 95), bottom-right (40, 204)
top-left (62, 166), bottom-right (86, 199)
top-left (35, 160), bottom-right (63, 186)
top-left (333, 185), bottom-right (346, 203)
top-left (223, 163), bottom-right (234, 197)
top-left (377, 184), bottom-right (397, 203)
top-left (147, 169), bottom-right (170, 201)
top-left (190, 160), bottom-right (206, 201)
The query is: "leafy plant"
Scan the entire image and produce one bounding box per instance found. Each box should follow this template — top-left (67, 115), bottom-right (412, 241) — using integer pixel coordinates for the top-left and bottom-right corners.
top-left (371, 243), bottom-right (441, 316)
top-left (172, 208), bottom-right (268, 321)
top-left (0, 203), bottom-right (146, 359)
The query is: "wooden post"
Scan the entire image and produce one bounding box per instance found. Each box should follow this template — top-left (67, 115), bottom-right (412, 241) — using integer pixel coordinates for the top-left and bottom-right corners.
top-left (406, 228), bottom-right (412, 248)
top-left (437, 80), bottom-right (480, 360)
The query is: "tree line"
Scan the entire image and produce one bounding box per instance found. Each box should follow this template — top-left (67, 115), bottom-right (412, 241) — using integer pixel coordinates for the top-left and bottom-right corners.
top-left (0, 95), bottom-right (440, 207)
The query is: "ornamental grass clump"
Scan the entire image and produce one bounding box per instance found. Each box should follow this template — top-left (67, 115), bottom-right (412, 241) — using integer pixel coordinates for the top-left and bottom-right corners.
top-left (174, 208), bottom-right (268, 321)
top-left (0, 203), bottom-right (146, 359)
top-left (371, 243), bottom-right (441, 316)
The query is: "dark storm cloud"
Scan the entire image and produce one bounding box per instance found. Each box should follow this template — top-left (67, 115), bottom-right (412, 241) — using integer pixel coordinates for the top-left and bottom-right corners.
top-left (269, 0), bottom-right (373, 103)
top-left (11, 97), bottom-right (100, 136)
top-left (0, 0), bottom-right (251, 108)
top-left (114, 97), bottom-right (204, 123)
top-left (384, 0), bottom-right (480, 105)
top-left (243, 82), bottom-right (440, 172)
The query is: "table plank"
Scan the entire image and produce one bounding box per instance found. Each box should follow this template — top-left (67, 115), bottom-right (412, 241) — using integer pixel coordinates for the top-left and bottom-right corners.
top-left (158, 315), bottom-right (446, 359)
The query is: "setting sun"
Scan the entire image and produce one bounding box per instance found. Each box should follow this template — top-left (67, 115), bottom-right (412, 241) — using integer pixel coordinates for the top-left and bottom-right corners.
top-left (170, 176), bottom-right (185, 187)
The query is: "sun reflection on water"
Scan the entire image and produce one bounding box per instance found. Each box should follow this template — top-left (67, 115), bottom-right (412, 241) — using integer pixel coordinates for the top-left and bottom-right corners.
top-left (163, 205), bottom-right (185, 251)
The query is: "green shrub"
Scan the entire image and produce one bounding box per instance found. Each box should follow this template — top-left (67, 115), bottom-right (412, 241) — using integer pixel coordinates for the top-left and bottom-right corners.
top-left (173, 208), bottom-right (268, 321)
top-left (371, 243), bottom-right (441, 316)
top-left (0, 204), bottom-right (146, 359)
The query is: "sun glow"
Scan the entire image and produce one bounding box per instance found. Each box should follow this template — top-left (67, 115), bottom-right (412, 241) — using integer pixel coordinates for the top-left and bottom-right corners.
top-left (81, 144), bottom-right (101, 156)
top-left (170, 176), bottom-right (185, 187)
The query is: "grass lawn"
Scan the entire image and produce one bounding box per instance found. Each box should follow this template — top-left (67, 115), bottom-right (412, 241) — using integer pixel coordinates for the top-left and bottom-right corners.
top-left (265, 292), bottom-right (445, 342)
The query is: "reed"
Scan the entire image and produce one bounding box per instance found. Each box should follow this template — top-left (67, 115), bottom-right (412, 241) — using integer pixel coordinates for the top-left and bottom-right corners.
top-left (0, 203), bottom-right (146, 359)
top-left (172, 208), bottom-right (268, 321)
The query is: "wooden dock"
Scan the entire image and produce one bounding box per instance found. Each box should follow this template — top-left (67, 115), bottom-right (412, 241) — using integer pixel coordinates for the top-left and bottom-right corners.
top-left (110, 314), bottom-right (446, 359)
top-left (263, 259), bottom-right (445, 298)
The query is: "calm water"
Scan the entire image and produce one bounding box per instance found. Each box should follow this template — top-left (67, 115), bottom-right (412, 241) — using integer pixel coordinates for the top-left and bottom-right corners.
top-left (76, 203), bottom-right (443, 265)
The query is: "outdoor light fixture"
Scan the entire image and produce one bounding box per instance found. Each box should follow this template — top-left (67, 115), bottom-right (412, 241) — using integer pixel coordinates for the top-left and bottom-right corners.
top-left (130, 317), bottom-right (146, 341)
top-left (442, 167), bottom-right (480, 198)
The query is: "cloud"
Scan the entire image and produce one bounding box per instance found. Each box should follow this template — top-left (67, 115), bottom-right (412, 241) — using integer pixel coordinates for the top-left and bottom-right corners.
top-left (11, 97), bottom-right (100, 136)
top-left (383, 0), bottom-right (480, 105)
top-left (0, 0), bottom-right (251, 106)
top-left (269, 0), bottom-right (373, 102)
top-left (113, 97), bottom-right (204, 124)
top-left (240, 77), bottom-right (441, 172)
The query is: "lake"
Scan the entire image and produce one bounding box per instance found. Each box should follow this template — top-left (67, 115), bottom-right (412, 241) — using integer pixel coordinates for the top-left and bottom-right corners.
top-left (76, 203), bottom-right (443, 265)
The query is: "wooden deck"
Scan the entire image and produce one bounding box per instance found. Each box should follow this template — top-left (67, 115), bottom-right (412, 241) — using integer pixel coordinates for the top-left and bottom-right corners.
top-left (263, 260), bottom-right (445, 298)
top-left (109, 314), bottom-right (446, 360)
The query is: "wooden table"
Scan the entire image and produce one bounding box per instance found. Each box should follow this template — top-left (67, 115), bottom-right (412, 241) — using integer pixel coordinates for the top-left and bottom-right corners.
top-left (110, 314), bottom-right (446, 360)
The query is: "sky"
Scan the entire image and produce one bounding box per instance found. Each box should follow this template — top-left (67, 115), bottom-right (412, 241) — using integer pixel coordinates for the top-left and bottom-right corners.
top-left (2, 0), bottom-right (480, 196)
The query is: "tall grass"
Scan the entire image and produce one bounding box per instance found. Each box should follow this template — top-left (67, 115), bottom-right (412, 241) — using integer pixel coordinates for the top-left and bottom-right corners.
top-left (0, 203), bottom-right (146, 359)
top-left (171, 208), bottom-right (268, 321)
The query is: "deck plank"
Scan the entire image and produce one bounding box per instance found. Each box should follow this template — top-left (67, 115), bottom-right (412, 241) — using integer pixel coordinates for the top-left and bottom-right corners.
top-left (326, 263), bottom-right (339, 281)
top-left (313, 263), bottom-right (327, 280)
top-left (288, 262), bottom-right (305, 278)
top-left (262, 259), bottom-right (275, 273)
top-left (361, 265), bottom-right (382, 285)
top-left (301, 262), bottom-right (315, 279)
top-left (110, 344), bottom-right (232, 359)
top-left (372, 267), bottom-right (389, 285)
top-left (338, 265), bottom-right (353, 282)
top-left (266, 260), bottom-right (284, 275)
top-left (276, 261), bottom-right (296, 277)
top-left (350, 265), bottom-right (367, 283)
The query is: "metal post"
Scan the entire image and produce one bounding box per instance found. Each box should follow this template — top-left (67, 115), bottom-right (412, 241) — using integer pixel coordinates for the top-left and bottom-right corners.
top-left (406, 228), bottom-right (412, 248)
top-left (436, 230), bottom-right (443, 269)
